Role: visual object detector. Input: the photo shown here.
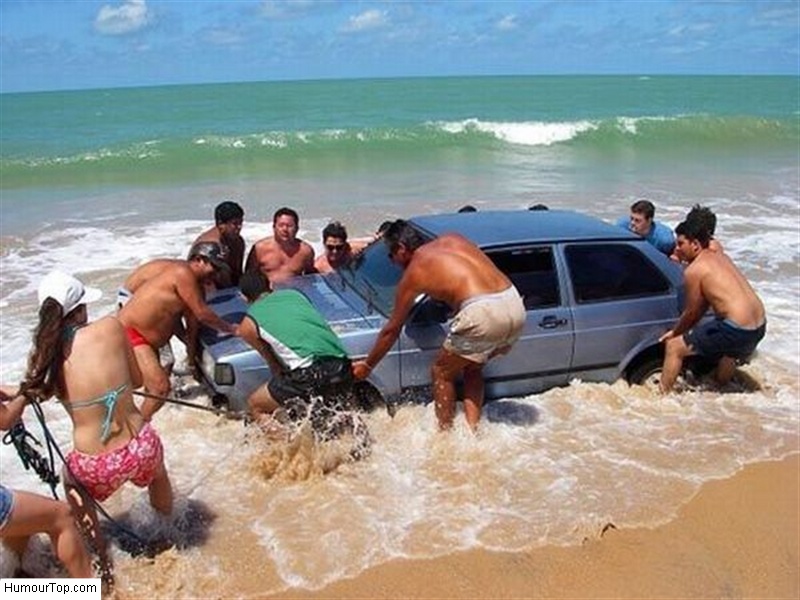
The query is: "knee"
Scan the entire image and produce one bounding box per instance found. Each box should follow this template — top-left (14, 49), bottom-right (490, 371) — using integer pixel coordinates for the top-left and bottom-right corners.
top-left (665, 336), bottom-right (688, 359)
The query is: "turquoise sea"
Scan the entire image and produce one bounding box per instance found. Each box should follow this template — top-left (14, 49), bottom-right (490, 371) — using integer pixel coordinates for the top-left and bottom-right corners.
top-left (1, 76), bottom-right (799, 596)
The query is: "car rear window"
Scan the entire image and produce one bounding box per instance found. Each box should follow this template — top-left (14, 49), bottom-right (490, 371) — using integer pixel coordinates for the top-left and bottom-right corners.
top-left (565, 243), bottom-right (671, 303)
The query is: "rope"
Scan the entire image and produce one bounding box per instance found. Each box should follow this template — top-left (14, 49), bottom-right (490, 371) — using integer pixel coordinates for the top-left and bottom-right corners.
top-left (24, 400), bottom-right (152, 558)
top-left (132, 389), bottom-right (244, 418)
top-left (2, 421), bottom-right (60, 497)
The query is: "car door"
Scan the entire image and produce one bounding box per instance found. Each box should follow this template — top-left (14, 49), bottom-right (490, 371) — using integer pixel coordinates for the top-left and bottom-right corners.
top-left (396, 245), bottom-right (574, 400)
top-left (485, 245), bottom-right (573, 397)
top-left (561, 241), bottom-right (677, 382)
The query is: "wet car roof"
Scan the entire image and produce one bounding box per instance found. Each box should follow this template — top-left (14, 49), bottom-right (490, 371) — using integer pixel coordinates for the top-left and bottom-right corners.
top-left (410, 209), bottom-right (637, 248)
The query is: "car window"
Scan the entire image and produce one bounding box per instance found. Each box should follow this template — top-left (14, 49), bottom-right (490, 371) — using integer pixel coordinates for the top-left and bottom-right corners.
top-left (488, 246), bottom-right (560, 309)
top-left (565, 243), bottom-right (671, 303)
top-left (339, 237), bottom-right (404, 316)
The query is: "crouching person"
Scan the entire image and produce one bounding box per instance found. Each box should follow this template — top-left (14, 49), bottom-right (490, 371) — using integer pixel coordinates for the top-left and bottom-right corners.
top-left (237, 273), bottom-right (366, 447)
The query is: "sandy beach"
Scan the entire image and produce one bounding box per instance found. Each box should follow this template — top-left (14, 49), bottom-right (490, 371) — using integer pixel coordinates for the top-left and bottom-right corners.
top-left (272, 453), bottom-right (799, 599)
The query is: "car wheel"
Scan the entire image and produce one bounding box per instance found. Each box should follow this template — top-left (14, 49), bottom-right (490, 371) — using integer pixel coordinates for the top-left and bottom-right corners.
top-left (627, 356), bottom-right (664, 391)
top-left (353, 381), bottom-right (386, 413)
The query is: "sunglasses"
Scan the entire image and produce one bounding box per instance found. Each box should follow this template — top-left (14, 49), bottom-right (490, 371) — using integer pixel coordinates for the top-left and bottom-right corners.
top-left (325, 244), bottom-right (346, 252)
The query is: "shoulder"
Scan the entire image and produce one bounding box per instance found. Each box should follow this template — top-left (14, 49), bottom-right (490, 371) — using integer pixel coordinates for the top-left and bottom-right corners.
top-left (194, 227), bottom-right (219, 244)
top-left (615, 217), bottom-right (629, 228)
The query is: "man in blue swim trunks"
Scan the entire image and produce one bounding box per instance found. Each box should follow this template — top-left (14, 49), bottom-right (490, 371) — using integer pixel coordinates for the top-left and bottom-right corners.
top-left (616, 199), bottom-right (675, 255)
top-left (659, 217), bottom-right (766, 392)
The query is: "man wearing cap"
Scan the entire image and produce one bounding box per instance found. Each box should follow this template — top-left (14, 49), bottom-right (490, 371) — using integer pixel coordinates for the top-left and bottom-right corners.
top-left (193, 200), bottom-right (245, 287)
top-left (118, 242), bottom-right (239, 420)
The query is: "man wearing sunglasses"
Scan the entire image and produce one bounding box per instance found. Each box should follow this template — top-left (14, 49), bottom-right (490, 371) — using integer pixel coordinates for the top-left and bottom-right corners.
top-left (314, 221), bottom-right (370, 274)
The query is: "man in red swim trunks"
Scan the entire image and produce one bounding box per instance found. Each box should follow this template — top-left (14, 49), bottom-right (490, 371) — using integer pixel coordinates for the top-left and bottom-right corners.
top-left (118, 242), bottom-right (239, 420)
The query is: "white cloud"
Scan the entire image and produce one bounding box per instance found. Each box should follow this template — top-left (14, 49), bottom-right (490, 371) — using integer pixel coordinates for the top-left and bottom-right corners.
top-left (94, 0), bottom-right (152, 36)
top-left (261, 0), bottom-right (316, 20)
top-left (341, 9), bottom-right (389, 33)
top-left (495, 15), bottom-right (518, 32)
top-left (668, 22), bottom-right (713, 37)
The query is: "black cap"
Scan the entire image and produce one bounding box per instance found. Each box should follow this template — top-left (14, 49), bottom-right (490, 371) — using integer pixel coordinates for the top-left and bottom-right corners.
top-left (189, 241), bottom-right (229, 271)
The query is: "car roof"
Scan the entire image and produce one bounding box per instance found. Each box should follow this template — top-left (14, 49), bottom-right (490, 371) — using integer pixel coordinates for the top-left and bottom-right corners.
top-left (409, 209), bottom-right (638, 248)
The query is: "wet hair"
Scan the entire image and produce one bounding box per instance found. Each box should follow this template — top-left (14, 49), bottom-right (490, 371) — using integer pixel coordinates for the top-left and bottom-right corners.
top-left (239, 271), bottom-right (271, 303)
top-left (215, 201), bottom-right (244, 225)
top-left (20, 299), bottom-right (71, 402)
top-left (376, 221), bottom-right (393, 235)
top-left (273, 207), bottom-right (299, 227)
top-left (685, 204), bottom-right (716, 237)
top-left (382, 219), bottom-right (427, 254)
top-left (528, 203), bottom-right (549, 211)
top-left (675, 219), bottom-right (711, 248)
top-left (458, 205), bottom-right (477, 213)
top-left (322, 221), bottom-right (348, 242)
top-left (630, 199), bottom-right (656, 220)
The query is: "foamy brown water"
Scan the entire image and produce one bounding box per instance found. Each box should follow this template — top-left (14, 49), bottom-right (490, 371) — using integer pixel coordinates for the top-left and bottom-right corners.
top-left (1, 175), bottom-right (798, 596)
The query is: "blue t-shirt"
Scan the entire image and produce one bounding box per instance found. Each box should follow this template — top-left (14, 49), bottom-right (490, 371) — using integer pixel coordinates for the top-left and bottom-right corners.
top-left (615, 217), bottom-right (675, 255)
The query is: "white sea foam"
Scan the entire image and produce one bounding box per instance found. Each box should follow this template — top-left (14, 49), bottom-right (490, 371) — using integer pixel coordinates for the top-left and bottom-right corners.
top-left (436, 118), bottom-right (597, 146)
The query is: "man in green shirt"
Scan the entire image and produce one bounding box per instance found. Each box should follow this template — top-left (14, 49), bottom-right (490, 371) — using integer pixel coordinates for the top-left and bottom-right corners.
top-left (237, 272), bottom-right (355, 431)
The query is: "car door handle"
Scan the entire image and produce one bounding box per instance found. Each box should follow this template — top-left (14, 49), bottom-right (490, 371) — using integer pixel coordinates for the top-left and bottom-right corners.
top-left (538, 315), bottom-right (568, 329)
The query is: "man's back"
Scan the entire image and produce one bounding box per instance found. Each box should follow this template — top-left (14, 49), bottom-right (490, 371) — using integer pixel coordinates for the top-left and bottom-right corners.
top-left (124, 258), bottom-right (183, 293)
top-left (688, 250), bottom-right (765, 328)
top-left (405, 234), bottom-right (512, 308)
top-left (248, 288), bottom-right (346, 370)
top-left (119, 262), bottom-right (198, 347)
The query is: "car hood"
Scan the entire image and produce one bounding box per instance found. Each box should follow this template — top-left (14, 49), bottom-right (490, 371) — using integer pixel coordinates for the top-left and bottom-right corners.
top-left (280, 273), bottom-right (384, 336)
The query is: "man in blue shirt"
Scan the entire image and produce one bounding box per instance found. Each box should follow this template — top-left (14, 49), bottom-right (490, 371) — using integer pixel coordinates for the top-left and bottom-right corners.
top-left (616, 199), bottom-right (675, 255)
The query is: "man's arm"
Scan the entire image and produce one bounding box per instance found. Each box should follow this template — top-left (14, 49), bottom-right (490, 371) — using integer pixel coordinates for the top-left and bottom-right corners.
top-left (244, 243), bottom-right (259, 274)
top-left (176, 270), bottom-right (237, 335)
top-left (0, 385), bottom-right (27, 430)
top-left (660, 267), bottom-right (709, 341)
top-left (301, 242), bottom-right (316, 275)
top-left (238, 316), bottom-right (283, 374)
top-left (353, 272), bottom-right (420, 379)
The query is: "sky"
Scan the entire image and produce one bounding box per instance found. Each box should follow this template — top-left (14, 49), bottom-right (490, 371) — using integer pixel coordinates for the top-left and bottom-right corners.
top-left (0, 0), bottom-right (798, 93)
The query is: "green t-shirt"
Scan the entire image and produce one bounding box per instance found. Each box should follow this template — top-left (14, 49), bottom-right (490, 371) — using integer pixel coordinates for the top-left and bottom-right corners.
top-left (246, 288), bottom-right (347, 370)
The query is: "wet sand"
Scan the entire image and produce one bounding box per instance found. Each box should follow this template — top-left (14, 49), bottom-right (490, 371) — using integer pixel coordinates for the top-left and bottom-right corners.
top-left (271, 453), bottom-right (799, 599)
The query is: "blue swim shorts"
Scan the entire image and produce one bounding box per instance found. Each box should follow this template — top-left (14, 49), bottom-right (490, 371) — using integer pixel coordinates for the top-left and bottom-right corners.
top-left (0, 483), bottom-right (14, 531)
top-left (684, 318), bottom-right (766, 360)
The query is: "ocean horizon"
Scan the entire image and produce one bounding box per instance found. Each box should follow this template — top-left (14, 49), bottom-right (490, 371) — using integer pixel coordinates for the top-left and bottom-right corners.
top-left (1, 74), bottom-right (798, 596)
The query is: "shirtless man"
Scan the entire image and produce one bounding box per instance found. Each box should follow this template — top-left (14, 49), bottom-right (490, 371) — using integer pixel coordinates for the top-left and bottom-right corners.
top-left (117, 258), bottom-right (187, 373)
top-left (314, 221), bottom-right (370, 274)
top-left (245, 207), bottom-right (315, 284)
top-left (352, 220), bottom-right (525, 431)
top-left (670, 204), bottom-right (723, 261)
top-left (118, 242), bottom-right (238, 420)
top-left (659, 218), bottom-right (766, 393)
top-left (193, 201), bottom-right (245, 287)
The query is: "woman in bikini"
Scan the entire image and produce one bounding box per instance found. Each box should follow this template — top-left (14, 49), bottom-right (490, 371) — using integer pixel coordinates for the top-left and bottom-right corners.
top-left (19, 271), bottom-right (174, 587)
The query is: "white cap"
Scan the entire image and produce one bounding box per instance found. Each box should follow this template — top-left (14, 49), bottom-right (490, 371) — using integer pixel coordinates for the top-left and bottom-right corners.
top-left (37, 271), bottom-right (102, 315)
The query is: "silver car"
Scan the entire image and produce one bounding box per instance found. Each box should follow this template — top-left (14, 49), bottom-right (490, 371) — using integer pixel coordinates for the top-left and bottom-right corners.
top-left (198, 209), bottom-right (708, 413)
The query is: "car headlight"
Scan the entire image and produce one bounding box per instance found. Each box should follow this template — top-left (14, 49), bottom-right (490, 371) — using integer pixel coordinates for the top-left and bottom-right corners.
top-left (214, 363), bottom-right (235, 386)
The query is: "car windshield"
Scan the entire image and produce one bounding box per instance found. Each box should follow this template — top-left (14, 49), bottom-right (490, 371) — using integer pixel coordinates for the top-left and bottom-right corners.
top-left (339, 239), bottom-right (404, 316)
